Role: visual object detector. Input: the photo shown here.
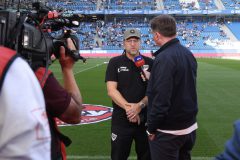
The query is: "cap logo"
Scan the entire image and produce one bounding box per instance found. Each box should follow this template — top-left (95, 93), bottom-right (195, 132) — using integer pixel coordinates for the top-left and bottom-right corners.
top-left (130, 29), bottom-right (135, 33)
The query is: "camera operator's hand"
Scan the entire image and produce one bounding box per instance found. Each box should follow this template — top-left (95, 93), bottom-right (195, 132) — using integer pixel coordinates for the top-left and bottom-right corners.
top-left (59, 38), bottom-right (76, 70)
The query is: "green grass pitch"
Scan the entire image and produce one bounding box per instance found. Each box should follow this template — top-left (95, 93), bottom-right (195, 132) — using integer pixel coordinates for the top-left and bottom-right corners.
top-left (49, 58), bottom-right (240, 160)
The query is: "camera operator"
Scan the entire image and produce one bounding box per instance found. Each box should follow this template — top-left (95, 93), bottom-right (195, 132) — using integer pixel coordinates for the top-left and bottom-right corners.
top-left (36, 38), bottom-right (83, 160)
top-left (0, 3), bottom-right (83, 158)
top-left (0, 46), bottom-right (51, 159)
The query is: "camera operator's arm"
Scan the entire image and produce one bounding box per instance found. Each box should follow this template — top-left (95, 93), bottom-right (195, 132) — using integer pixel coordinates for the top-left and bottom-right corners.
top-left (58, 38), bottom-right (83, 124)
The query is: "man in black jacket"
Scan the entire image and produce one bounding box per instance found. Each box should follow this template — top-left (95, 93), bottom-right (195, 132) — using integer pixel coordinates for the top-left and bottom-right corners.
top-left (146, 15), bottom-right (198, 160)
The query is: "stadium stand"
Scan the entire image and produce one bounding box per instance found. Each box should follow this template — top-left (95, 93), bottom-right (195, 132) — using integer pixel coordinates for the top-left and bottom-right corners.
top-left (74, 19), bottom-right (233, 50)
top-left (48, 0), bottom-right (240, 52)
top-left (103, 0), bottom-right (156, 10)
top-left (49, 0), bottom-right (97, 11)
top-left (162, 0), bottom-right (181, 10)
top-left (48, 0), bottom-right (240, 10)
top-left (179, 0), bottom-right (200, 10)
top-left (221, 0), bottom-right (240, 9)
top-left (225, 22), bottom-right (240, 40)
top-left (198, 0), bottom-right (218, 10)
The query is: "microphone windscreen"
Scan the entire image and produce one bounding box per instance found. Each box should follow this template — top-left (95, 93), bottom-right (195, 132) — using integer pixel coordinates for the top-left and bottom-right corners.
top-left (134, 55), bottom-right (145, 68)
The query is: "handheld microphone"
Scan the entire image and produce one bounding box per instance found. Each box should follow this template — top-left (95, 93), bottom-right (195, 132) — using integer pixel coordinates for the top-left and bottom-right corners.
top-left (134, 55), bottom-right (145, 68)
top-left (134, 55), bottom-right (147, 81)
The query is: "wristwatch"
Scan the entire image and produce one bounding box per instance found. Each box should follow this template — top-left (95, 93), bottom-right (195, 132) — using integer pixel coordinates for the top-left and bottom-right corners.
top-left (139, 101), bottom-right (146, 109)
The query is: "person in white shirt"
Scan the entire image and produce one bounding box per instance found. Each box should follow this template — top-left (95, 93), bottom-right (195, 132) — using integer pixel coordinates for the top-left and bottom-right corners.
top-left (0, 47), bottom-right (51, 160)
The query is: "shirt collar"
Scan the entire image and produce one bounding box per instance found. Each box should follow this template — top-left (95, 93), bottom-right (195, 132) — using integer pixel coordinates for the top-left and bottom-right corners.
top-left (154, 38), bottom-right (179, 57)
top-left (122, 51), bottom-right (142, 62)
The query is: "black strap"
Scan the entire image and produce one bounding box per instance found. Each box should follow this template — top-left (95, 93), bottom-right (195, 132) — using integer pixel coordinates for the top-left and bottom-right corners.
top-left (47, 115), bottom-right (72, 160)
top-left (6, 14), bottom-right (27, 49)
top-left (58, 132), bottom-right (72, 147)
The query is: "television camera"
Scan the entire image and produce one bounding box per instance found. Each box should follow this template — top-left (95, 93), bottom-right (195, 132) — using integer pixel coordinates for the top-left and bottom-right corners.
top-left (0, 1), bottom-right (86, 69)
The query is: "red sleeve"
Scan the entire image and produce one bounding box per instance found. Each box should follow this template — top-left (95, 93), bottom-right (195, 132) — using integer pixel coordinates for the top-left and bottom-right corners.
top-left (43, 74), bottom-right (71, 117)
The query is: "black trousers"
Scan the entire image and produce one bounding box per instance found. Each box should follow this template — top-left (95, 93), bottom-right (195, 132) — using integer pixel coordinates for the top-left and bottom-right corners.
top-left (149, 130), bottom-right (196, 160)
top-left (111, 125), bottom-right (151, 160)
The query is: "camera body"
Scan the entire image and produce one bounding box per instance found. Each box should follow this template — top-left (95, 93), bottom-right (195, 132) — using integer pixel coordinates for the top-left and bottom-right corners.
top-left (0, 2), bottom-right (85, 68)
top-left (0, 10), bottom-right (17, 48)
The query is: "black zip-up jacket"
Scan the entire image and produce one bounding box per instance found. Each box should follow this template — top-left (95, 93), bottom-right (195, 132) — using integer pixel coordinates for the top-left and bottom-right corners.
top-left (147, 38), bottom-right (198, 133)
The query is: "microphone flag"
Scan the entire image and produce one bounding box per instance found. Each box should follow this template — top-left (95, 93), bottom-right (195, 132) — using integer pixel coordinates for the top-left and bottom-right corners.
top-left (134, 55), bottom-right (145, 68)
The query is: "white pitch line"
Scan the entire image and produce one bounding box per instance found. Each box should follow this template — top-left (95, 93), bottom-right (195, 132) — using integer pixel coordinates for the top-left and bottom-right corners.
top-left (67, 155), bottom-right (214, 160)
top-left (73, 63), bottom-right (105, 76)
top-left (56, 63), bottom-right (105, 80)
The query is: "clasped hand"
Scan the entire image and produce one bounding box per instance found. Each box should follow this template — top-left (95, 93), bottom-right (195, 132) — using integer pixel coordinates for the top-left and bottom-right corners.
top-left (125, 103), bottom-right (142, 125)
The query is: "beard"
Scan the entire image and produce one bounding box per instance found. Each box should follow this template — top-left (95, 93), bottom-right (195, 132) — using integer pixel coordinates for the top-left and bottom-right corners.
top-left (128, 50), bottom-right (138, 56)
